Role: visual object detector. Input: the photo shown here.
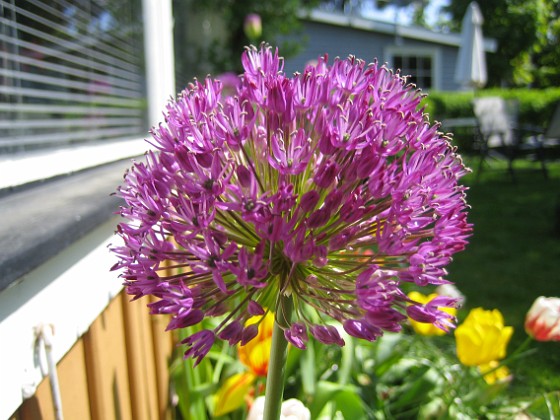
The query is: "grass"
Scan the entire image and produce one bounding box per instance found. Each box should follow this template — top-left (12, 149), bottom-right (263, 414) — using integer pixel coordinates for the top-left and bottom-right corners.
top-left (448, 154), bottom-right (560, 396)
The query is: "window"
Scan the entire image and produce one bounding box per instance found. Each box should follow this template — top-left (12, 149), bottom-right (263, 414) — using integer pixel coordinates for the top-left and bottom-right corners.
top-left (0, 0), bottom-right (146, 154)
top-left (384, 46), bottom-right (440, 91)
top-left (392, 53), bottom-right (433, 89)
top-left (0, 1), bottom-right (176, 417)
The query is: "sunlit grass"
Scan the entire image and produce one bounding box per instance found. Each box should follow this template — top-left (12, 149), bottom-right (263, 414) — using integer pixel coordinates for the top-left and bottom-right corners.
top-left (448, 154), bottom-right (560, 395)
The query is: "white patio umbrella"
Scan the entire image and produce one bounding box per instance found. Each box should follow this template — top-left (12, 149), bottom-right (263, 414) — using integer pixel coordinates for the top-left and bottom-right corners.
top-left (454, 1), bottom-right (487, 90)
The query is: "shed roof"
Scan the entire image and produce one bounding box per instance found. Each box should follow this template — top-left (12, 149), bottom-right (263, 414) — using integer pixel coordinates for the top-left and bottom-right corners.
top-left (301, 9), bottom-right (497, 53)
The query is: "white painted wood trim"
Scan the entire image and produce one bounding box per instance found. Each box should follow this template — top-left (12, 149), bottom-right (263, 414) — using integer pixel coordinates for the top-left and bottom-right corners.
top-left (383, 45), bottom-right (442, 91)
top-left (0, 138), bottom-right (148, 190)
top-left (0, 218), bottom-right (124, 420)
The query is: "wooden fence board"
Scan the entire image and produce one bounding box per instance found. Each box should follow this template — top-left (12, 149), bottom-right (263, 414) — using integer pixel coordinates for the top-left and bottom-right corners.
top-left (121, 294), bottom-right (160, 420)
top-left (17, 335), bottom-right (91, 419)
top-left (13, 291), bottom-right (174, 420)
top-left (150, 295), bottom-right (174, 420)
top-left (83, 294), bottom-right (133, 420)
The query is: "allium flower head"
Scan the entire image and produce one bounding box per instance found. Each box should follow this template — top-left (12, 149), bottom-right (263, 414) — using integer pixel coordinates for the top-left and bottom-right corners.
top-left (112, 45), bottom-right (471, 364)
top-left (407, 291), bottom-right (457, 336)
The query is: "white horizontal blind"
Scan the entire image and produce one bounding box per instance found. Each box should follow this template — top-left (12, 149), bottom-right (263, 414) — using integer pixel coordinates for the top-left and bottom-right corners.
top-left (0, 0), bottom-right (146, 152)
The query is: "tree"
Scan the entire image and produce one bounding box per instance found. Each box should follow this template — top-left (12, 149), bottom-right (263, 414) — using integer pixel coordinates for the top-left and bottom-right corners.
top-left (173, 0), bottom-right (318, 82)
top-left (444, 0), bottom-right (560, 87)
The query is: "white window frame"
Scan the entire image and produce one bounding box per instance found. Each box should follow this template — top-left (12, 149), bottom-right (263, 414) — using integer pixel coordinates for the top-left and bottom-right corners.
top-left (384, 46), bottom-right (441, 91)
top-left (0, 1), bottom-right (175, 418)
top-left (0, 0), bottom-right (175, 191)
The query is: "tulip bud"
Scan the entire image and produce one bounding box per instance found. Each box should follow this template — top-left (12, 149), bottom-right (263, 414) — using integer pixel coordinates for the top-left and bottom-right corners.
top-left (244, 13), bottom-right (262, 41)
top-left (525, 296), bottom-right (560, 341)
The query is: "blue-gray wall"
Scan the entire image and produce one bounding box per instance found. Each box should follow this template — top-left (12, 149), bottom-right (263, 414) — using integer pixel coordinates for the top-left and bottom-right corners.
top-left (284, 20), bottom-right (463, 91)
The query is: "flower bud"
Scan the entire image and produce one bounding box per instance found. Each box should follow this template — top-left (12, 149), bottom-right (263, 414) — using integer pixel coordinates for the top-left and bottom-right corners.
top-left (284, 322), bottom-right (308, 349)
top-left (244, 13), bottom-right (262, 41)
top-left (524, 296), bottom-right (560, 341)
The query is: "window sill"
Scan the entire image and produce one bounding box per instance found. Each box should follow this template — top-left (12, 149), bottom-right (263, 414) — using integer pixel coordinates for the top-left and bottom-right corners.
top-left (0, 141), bottom-right (148, 292)
top-left (0, 138), bottom-right (148, 193)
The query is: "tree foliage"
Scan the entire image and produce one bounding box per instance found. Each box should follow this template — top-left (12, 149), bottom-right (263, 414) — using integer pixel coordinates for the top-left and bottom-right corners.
top-left (174, 0), bottom-right (318, 80)
top-left (444, 0), bottom-right (560, 88)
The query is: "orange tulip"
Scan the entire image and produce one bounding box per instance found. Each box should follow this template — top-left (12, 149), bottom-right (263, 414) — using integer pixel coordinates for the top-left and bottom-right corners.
top-left (212, 312), bottom-right (275, 416)
top-left (238, 311), bottom-right (275, 376)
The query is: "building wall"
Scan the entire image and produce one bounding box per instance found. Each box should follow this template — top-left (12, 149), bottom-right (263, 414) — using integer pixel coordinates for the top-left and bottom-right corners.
top-left (439, 44), bottom-right (462, 91)
top-left (284, 20), bottom-right (463, 92)
top-left (284, 20), bottom-right (396, 72)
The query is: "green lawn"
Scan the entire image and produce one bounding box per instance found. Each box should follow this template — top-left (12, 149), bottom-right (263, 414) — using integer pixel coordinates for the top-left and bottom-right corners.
top-left (448, 154), bottom-right (560, 395)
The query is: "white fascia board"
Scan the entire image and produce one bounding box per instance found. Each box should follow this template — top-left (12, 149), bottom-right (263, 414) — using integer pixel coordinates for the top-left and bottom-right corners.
top-left (303, 9), bottom-right (497, 53)
top-left (142, 0), bottom-right (176, 128)
top-left (0, 218), bottom-right (126, 420)
top-left (0, 138), bottom-right (150, 190)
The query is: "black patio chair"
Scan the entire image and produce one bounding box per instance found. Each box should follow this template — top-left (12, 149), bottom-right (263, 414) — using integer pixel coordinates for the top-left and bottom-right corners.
top-left (538, 100), bottom-right (560, 160)
top-left (472, 96), bottom-right (548, 182)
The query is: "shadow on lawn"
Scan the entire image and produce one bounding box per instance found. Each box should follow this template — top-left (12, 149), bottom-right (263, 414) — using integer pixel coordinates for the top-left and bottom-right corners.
top-left (448, 157), bottom-right (560, 395)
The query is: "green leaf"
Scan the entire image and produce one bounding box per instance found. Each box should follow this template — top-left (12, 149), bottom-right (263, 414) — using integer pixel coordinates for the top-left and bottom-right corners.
top-left (333, 388), bottom-right (368, 419)
top-left (285, 346), bottom-right (303, 377)
top-left (523, 391), bottom-right (560, 419)
top-left (309, 381), bottom-right (364, 419)
top-left (300, 339), bottom-right (316, 396)
top-left (338, 335), bottom-right (355, 386)
top-left (372, 333), bottom-right (408, 377)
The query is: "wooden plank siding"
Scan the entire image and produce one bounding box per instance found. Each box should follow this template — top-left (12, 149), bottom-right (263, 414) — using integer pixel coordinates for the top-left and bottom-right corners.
top-left (11, 292), bottom-right (174, 420)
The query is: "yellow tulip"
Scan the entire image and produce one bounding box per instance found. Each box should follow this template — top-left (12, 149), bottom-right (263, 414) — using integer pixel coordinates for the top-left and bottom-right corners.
top-left (407, 291), bottom-right (457, 336)
top-left (213, 372), bottom-right (256, 416)
top-left (455, 308), bottom-right (514, 367)
top-left (478, 361), bottom-right (511, 385)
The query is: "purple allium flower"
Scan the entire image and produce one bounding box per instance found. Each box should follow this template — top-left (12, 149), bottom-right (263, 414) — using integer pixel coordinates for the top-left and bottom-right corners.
top-left (112, 45), bottom-right (472, 363)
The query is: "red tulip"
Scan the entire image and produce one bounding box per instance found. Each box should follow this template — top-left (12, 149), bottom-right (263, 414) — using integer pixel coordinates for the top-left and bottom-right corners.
top-left (525, 296), bottom-right (560, 341)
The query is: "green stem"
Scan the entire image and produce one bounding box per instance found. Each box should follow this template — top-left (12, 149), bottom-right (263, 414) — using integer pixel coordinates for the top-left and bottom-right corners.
top-left (263, 294), bottom-right (293, 420)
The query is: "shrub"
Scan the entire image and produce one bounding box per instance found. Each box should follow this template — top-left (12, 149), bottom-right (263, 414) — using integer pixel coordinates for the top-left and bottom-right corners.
top-left (422, 88), bottom-right (560, 153)
top-left (424, 88), bottom-right (560, 126)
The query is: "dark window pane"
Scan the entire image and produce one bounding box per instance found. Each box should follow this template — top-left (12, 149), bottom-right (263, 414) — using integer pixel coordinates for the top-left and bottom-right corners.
top-left (423, 76), bottom-right (432, 89)
top-left (409, 56), bottom-right (417, 69)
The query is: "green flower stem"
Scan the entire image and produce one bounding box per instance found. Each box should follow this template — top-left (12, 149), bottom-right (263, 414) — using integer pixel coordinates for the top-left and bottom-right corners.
top-left (263, 294), bottom-right (293, 420)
